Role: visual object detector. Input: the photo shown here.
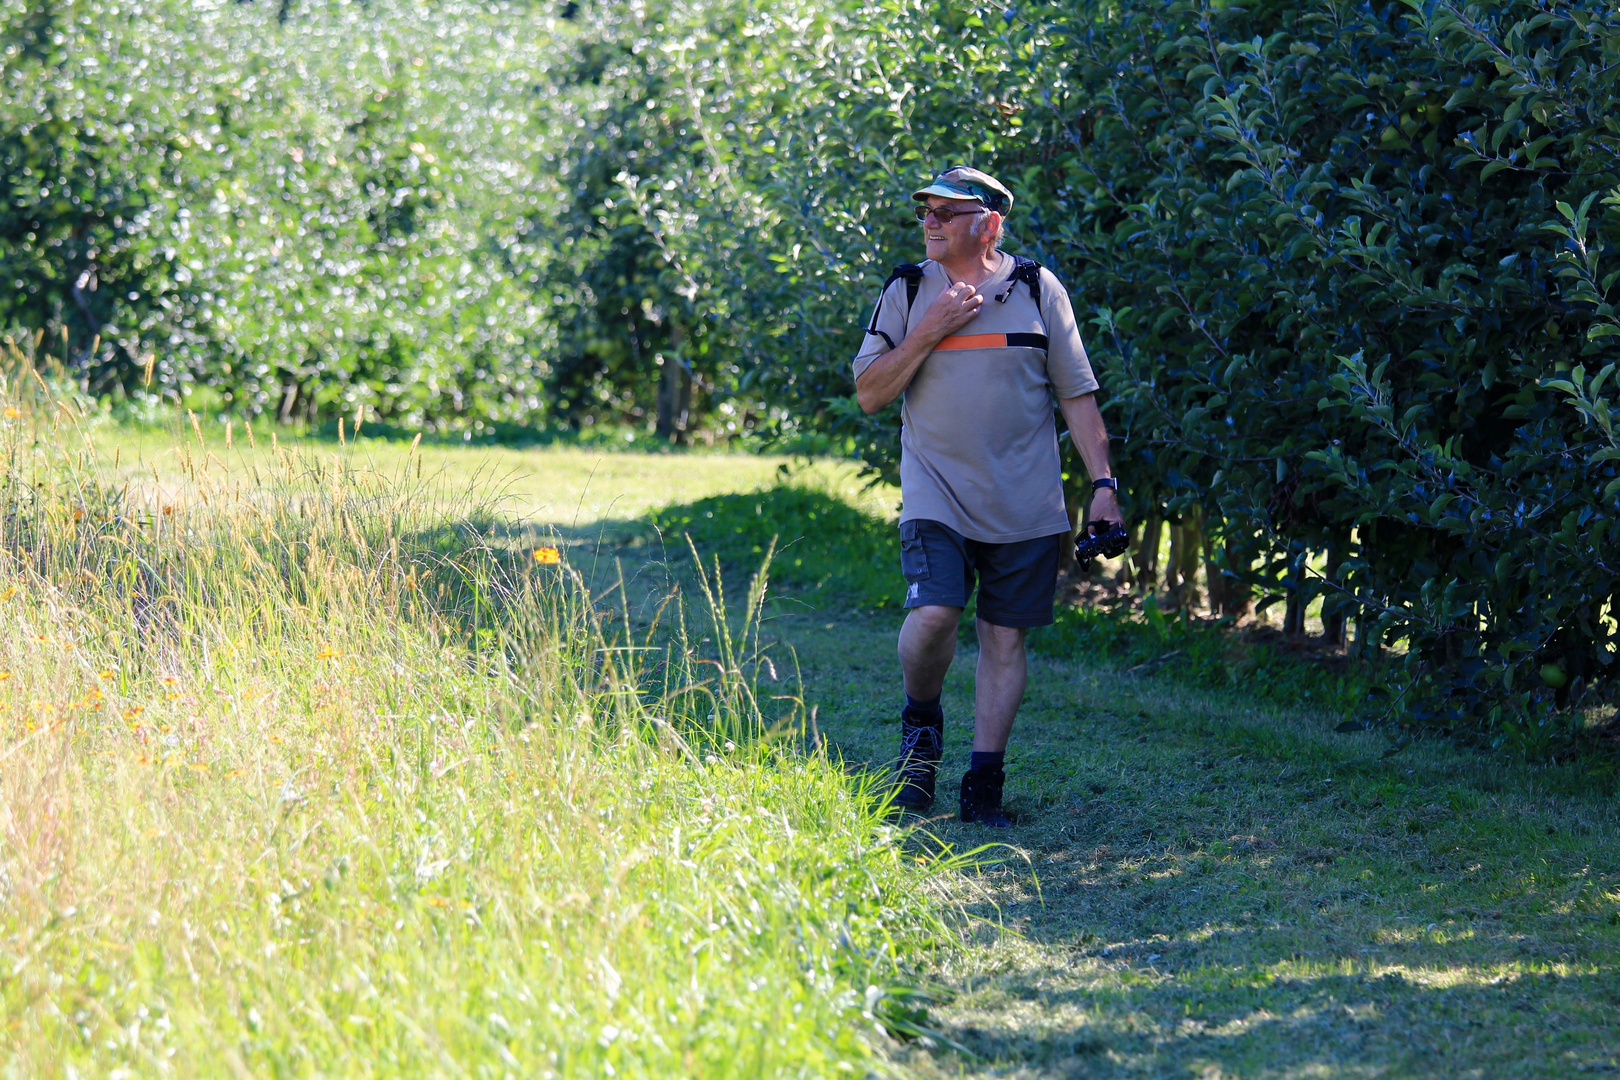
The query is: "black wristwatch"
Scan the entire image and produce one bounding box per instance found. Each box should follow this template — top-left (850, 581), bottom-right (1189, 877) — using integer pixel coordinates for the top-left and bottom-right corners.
top-left (1091, 477), bottom-right (1119, 492)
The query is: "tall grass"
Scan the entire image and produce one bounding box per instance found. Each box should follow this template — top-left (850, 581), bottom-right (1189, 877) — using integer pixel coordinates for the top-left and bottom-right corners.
top-left (0, 368), bottom-right (949, 1077)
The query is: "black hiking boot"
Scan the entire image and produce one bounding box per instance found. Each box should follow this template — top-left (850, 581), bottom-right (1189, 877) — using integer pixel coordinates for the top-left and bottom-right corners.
top-left (959, 766), bottom-right (1012, 828)
top-left (891, 715), bottom-right (943, 815)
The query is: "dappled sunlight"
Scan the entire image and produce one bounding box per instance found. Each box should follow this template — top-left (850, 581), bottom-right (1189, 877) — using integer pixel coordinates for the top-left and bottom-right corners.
top-left (791, 600), bottom-right (1620, 1076)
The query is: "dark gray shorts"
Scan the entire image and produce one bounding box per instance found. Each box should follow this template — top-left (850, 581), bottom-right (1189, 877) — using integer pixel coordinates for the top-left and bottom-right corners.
top-left (899, 519), bottom-right (1065, 628)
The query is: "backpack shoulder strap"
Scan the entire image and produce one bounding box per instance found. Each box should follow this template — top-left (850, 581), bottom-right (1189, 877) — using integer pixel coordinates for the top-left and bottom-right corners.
top-left (864, 263), bottom-right (926, 350)
top-left (993, 255), bottom-right (1048, 340)
top-left (993, 255), bottom-right (1044, 304)
top-left (1011, 255), bottom-right (1042, 306)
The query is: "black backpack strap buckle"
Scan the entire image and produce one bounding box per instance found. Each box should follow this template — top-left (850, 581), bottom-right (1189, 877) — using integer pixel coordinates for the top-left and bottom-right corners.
top-left (996, 255), bottom-right (1043, 305)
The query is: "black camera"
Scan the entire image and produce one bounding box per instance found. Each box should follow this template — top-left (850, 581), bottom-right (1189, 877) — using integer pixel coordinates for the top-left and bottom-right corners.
top-left (1074, 521), bottom-right (1129, 561)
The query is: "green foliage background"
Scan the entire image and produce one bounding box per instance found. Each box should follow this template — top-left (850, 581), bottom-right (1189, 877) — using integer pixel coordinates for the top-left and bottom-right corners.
top-left (3, 0), bottom-right (557, 425)
top-left (604, 0), bottom-right (1620, 741)
top-left (5, 0), bottom-right (1620, 737)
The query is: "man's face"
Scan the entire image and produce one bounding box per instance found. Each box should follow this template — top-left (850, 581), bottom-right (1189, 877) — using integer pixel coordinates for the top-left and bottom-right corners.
top-left (920, 197), bottom-right (992, 262)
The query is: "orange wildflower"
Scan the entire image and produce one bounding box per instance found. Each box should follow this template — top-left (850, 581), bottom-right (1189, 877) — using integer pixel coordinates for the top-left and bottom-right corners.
top-left (532, 546), bottom-right (561, 565)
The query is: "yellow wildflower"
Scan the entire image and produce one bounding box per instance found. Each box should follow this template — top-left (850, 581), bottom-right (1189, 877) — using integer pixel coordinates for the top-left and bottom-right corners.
top-left (532, 546), bottom-right (561, 565)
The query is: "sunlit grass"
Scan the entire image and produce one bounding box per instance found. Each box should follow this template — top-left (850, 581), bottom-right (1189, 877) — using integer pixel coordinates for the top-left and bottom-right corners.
top-left (0, 376), bottom-right (944, 1077)
top-left (91, 417), bottom-right (898, 536)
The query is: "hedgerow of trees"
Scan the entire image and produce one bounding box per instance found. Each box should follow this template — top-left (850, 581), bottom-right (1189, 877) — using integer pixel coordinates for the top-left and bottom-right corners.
top-left (5, 0), bottom-right (1619, 740)
top-left (581, 0), bottom-right (1620, 744)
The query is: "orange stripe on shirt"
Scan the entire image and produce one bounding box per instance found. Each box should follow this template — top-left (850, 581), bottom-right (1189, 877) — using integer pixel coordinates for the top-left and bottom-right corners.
top-left (934, 332), bottom-right (1049, 351)
top-left (934, 334), bottom-right (1006, 350)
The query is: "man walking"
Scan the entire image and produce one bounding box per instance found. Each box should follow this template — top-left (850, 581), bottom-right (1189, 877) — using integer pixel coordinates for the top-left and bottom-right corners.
top-left (852, 166), bottom-right (1121, 827)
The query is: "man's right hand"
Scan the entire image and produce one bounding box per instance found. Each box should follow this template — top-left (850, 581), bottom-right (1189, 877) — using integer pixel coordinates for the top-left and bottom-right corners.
top-left (916, 281), bottom-right (985, 345)
top-left (856, 281), bottom-right (986, 415)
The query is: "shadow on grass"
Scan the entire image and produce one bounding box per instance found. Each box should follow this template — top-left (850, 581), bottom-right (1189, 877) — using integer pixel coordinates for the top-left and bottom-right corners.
top-left (437, 501), bottom-right (1620, 1077)
top-left (519, 484), bottom-right (904, 612)
top-left (923, 964), bottom-right (1619, 1074)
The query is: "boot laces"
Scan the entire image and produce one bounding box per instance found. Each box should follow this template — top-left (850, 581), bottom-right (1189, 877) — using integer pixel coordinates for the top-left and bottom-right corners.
top-left (897, 722), bottom-right (941, 779)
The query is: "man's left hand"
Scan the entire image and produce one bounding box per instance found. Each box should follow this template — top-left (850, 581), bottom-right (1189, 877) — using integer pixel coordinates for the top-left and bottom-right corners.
top-left (1087, 488), bottom-right (1122, 531)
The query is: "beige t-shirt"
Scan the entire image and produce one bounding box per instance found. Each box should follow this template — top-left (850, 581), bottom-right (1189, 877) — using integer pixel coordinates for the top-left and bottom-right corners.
top-left (852, 254), bottom-right (1099, 543)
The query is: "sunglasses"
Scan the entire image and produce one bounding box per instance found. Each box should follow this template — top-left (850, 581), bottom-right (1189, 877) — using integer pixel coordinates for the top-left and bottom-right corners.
top-left (914, 204), bottom-right (987, 224)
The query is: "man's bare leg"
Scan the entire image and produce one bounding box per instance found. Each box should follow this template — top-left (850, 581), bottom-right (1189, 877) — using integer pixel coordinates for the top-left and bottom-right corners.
top-left (971, 617), bottom-right (1027, 752)
top-left (898, 604), bottom-right (962, 698)
top-left (891, 605), bottom-right (961, 812)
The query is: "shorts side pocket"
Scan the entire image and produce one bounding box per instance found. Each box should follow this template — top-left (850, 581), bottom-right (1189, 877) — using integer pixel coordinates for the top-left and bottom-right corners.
top-left (899, 521), bottom-right (931, 583)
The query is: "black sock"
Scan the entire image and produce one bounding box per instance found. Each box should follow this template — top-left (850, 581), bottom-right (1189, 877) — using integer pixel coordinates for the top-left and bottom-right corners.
top-left (969, 750), bottom-right (1005, 772)
top-left (904, 693), bottom-right (943, 722)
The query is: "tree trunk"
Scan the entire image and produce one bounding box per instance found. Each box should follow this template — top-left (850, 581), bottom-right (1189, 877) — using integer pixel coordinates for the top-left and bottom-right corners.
top-left (1212, 534), bottom-right (1256, 619)
top-left (1321, 537), bottom-right (1347, 648)
top-left (1282, 550), bottom-right (1308, 638)
top-left (278, 378), bottom-right (300, 425)
top-left (1204, 524), bottom-right (1228, 616)
top-left (1134, 515), bottom-right (1163, 594)
top-left (1166, 508), bottom-right (1203, 612)
top-left (1118, 520), bottom-right (1143, 587)
top-left (655, 317), bottom-right (691, 444)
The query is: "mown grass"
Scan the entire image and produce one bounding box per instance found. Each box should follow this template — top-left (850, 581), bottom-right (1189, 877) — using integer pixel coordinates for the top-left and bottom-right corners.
top-left (0, 386), bottom-right (951, 1077)
top-left (787, 610), bottom-right (1620, 1078)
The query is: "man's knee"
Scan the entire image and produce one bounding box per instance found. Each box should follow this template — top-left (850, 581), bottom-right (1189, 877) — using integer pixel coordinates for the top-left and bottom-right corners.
top-left (905, 605), bottom-right (963, 641)
top-left (976, 618), bottom-right (1027, 658)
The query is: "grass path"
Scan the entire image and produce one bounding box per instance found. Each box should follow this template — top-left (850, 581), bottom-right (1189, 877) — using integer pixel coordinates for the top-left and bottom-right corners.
top-left (92, 431), bottom-right (1620, 1076)
top-left (778, 612), bottom-right (1620, 1078)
